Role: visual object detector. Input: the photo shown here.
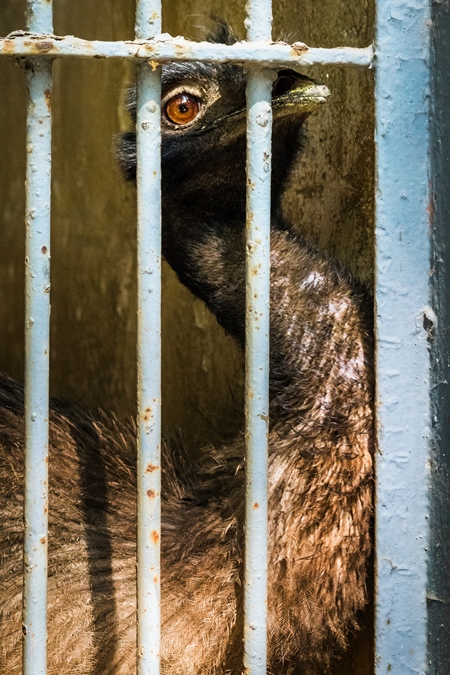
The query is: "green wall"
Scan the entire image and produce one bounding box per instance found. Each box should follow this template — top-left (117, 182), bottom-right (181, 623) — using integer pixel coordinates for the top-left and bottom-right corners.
top-left (0, 2), bottom-right (374, 671)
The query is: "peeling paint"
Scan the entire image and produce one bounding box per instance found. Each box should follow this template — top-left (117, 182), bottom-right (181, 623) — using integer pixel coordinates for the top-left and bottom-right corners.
top-left (290, 42), bottom-right (309, 57)
top-left (0, 35), bottom-right (373, 69)
top-left (22, 28), bottom-right (52, 670)
top-left (244, 61), bottom-right (271, 674)
top-left (374, 0), bottom-right (434, 670)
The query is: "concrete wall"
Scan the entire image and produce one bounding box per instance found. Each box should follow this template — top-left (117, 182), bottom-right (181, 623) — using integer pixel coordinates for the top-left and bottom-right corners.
top-left (0, 2), bottom-right (374, 671)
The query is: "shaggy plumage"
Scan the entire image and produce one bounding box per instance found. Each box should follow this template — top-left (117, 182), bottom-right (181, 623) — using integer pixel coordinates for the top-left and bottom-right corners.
top-left (0, 20), bottom-right (373, 674)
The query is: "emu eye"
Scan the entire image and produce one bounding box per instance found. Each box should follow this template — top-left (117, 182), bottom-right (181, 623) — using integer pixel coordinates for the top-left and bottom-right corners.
top-left (165, 93), bottom-right (201, 125)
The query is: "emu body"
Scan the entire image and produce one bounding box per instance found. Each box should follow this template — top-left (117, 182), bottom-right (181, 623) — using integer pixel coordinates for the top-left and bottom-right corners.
top-left (0, 23), bottom-right (373, 675)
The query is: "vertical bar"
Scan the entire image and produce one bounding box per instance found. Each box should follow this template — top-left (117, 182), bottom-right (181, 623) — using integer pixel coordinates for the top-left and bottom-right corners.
top-left (244, 1), bottom-right (273, 673)
top-left (26, 0), bottom-right (53, 34)
top-left (428, 0), bottom-right (450, 670)
top-left (135, 2), bottom-right (162, 674)
top-left (374, 0), bottom-right (432, 671)
top-left (23, 2), bottom-right (53, 674)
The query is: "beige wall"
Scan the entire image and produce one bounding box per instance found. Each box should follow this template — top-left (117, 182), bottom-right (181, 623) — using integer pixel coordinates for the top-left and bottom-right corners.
top-left (0, 2), bottom-right (374, 671)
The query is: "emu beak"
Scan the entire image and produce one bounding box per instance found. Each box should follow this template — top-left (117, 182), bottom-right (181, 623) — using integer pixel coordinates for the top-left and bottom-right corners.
top-left (272, 71), bottom-right (330, 118)
top-left (193, 70), bottom-right (329, 138)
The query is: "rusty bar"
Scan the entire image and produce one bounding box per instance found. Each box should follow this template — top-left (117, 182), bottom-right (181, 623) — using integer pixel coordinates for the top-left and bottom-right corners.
top-left (0, 35), bottom-right (374, 68)
top-left (22, 2), bottom-right (53, 673)
top-left (243, 0), bottom-right (273, 672)
top-left (135, 2), bottom-right (162, 674)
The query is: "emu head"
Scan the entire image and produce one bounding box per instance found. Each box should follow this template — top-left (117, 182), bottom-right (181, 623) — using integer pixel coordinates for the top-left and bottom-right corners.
top-left (118, 21), bottom-right (329, 337)
top-left (118, 21), bottom-right (329, 219)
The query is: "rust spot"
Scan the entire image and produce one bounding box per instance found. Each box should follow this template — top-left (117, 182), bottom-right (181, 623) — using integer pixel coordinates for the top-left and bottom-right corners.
top-left (153, 576), bottom-right (158, 583)
top-left (290, 42), bottom-right (309, 57)
top-left (22, 624), bottom-right (27, 636)
top-left (147, 489), bottom-right (156, 498)
top-left (143, 407), bottom-right (153, 422)
top-left (146, 463), bottom-right (158, 473)
top-left (44, 89), bottom-right (51, 112)
top-left (427, 192), bottom-right (435, 227)
top-left (41, 245), bottom-right (48, 254)
top-left (151, 530), bottom-right (159, 544)
top-left (40, 537), bottom-right (46, 545)
top-left (150, 11), bottom-right (160, 20)
top-left (44, 506), bottom-right (48, 514)
top-left (253, 503), bottom-right (259, 509)
top-left (3, 39), bottom-right (15, 53)
top-left (36, 41), bottom-right (54, 53)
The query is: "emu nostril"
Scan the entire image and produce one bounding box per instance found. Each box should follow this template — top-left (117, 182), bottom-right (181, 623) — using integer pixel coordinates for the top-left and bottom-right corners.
top-left (273, 73), bottom-right (297, 97)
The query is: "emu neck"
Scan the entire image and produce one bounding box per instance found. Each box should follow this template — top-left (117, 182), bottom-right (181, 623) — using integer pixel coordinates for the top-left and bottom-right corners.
top-left (162, 211), bottom-right (373, 438)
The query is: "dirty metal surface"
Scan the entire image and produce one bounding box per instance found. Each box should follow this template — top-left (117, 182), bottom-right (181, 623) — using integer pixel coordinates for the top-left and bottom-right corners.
top-left (22, 1), bottom-right (53, 673)
top-left (0, 33), bottom-right (374, 68)
top-left (135, 1), bottom-right (163, 673)
top-left (243, 1), bottom-right (273, 673)
top-left (374, 0), bottom-right (435, 672)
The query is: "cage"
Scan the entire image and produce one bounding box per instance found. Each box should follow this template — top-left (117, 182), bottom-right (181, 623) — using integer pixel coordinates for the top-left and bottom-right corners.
top-left (0, 0), bottom-right (448, 673)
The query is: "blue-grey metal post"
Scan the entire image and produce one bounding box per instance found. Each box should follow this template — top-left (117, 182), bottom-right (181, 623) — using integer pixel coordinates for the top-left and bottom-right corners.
top-left (135, 1), bottom-right (162, 673)
top-left (23, 2), bottom-right (53, 674)
top-left (428, 0), bottom-right (450, 670)
top-left (244, 1), bottom-right (273, 672)
top-left (374, 0), bottom-right (435, 671)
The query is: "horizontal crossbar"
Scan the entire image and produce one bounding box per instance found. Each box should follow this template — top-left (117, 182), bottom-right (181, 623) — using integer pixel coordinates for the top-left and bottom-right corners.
top-left (0, 32), bottom-right (373, 68)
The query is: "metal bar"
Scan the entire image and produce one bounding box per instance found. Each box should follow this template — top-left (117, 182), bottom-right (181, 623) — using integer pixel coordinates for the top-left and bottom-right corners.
top-left (26, 1), bottom-right (53, 34)
top-left (0, 35), bottom-right (373, 68)
top-left (374, 0), bottom-right (432, 672)
top-left (23, 2), bottom-right (53, 673)
top-left (135, 2), bottom-right (162, 674)
top-left (244, 1), bottom-right (273, 672)
top-left (428, 0), bottom-right (450, 668)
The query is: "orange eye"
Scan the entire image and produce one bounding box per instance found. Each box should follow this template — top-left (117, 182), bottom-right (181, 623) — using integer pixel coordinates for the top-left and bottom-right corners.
top-left (164, 93), bottom-right (201, 125)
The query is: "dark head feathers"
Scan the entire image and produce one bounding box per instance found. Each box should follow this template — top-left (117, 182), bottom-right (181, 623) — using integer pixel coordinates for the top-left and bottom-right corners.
top-left (205, 17), bottom-right (239, 45)
top-left (117, 19), bottom-right (244, 183)
top-left (117, 132), bottom-right (136, 182)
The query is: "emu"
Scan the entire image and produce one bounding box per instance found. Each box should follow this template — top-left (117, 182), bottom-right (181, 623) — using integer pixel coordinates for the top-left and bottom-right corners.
top-left (0, 22), bottom-right (373, 675)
